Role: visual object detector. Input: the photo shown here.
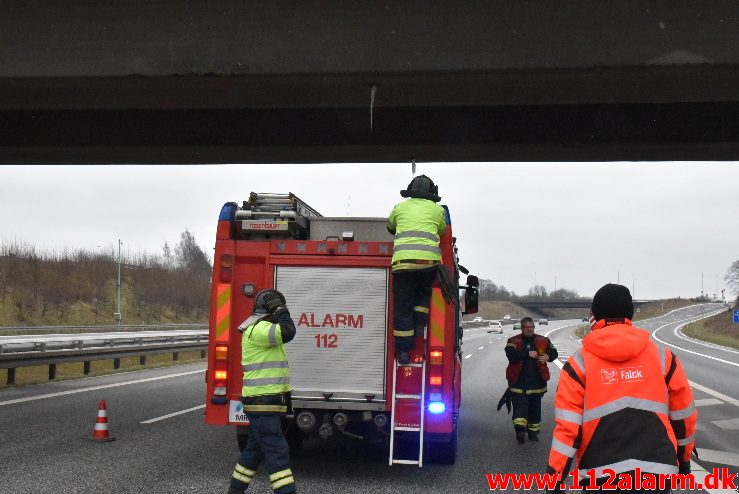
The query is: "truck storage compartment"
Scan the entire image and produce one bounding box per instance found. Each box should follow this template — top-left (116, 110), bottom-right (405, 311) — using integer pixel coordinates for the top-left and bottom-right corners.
top-left (275, 266), bottom-right (388, 406)
top-left (308, 217), bottom-right (393, 242)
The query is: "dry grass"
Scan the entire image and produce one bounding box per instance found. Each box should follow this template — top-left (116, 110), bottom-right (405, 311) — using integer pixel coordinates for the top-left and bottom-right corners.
top-left (633, 299), bottom-right (698, 321)
top-left (0, 350), bottom-right (205, 389)
top-left (682, 309), bottom-right (739, 350)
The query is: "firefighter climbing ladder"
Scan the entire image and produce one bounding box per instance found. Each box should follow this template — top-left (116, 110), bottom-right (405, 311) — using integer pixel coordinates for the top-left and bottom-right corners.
top-left (388, 351), bottom-right (427, 466)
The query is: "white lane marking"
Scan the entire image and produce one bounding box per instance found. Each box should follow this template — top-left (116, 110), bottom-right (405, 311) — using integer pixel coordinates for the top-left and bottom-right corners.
top-left (711, 418), bottom-right (739, 431)
top-left (141, 405), bottom-right (205, 424)
top-left (675, 325), bottom-right (739, 354)
top-left (651, 313), bottom-right (739, 369)
top-left (464, 354), bottom-right (472, 359)
top-left (695, 398), bottom-right (724, 407)
top-left (478, 346), bottom-right (484, 350)
top-left (0, 369), bottom-right (203, 407)
top-left (689, 381), bottom-right (739, 409)
top-left (694, 448), bottom-right (739, 468)
top-left (690, 459), bottom-right (737, 494)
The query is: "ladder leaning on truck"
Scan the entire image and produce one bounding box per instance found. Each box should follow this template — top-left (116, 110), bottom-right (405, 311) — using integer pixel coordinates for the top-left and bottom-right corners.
top-left (204, 192), bottom-right (479, 465)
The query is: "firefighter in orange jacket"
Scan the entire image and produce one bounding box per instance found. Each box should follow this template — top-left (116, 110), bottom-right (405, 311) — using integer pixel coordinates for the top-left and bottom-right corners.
top-left (505, 317), bottom-right (558, 443)
top-left (547, 284), bottom-right (697, 492)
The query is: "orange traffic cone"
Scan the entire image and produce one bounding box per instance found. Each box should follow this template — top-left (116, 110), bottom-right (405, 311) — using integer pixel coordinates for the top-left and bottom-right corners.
top-left (92, 400), bottom-right (115, 442)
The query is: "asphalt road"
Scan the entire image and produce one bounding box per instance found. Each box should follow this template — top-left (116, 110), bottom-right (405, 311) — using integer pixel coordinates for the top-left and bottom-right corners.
top-left (0, 312), bottom-right (735, 493)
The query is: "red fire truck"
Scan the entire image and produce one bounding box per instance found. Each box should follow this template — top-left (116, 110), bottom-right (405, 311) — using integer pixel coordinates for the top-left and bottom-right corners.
top-left (204, 192), bottom-right (478, 465)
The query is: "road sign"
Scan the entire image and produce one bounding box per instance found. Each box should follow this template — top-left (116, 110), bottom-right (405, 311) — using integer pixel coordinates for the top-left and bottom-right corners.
top-left (734, 310), bottom-right (739, 324)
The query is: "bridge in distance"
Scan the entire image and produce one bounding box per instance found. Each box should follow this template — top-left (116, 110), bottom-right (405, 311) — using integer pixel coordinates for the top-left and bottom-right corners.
top-left (1, 2), bottom-right (738, 164)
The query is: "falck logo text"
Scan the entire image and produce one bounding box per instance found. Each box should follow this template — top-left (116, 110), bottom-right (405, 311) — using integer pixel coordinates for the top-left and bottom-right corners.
top-left (601, 366), bottom-right (644, 384)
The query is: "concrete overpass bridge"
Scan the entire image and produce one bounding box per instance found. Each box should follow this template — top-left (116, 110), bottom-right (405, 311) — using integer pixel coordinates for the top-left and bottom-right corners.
top-left (1, 2), bottom-right (738, 164)
top-left (516, 299), bottom-right (649, 311)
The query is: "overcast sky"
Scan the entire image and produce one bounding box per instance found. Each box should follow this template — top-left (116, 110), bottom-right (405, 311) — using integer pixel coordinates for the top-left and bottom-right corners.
top-left (1, 162), bottom-right (737, 300)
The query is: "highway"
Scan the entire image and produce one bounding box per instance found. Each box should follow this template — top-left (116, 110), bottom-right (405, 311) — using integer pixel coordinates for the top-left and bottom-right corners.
top-left (0, 312), bottom-right (735, 493)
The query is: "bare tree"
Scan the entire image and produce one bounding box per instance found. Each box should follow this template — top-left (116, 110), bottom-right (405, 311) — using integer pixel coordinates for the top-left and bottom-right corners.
top-left (725, 260), bottom-right (739, 296)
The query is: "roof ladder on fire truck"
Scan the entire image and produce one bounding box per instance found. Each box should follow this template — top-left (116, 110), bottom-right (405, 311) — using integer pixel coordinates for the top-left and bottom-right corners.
top-left (388, 346), bottom-right (427, 467)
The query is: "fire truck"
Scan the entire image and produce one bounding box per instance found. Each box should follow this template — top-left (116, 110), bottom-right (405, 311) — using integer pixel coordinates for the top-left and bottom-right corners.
top-left (204, 192), bottom-right (478, 465)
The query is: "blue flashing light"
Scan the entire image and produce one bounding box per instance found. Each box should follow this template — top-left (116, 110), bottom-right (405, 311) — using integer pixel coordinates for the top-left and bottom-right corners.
top-left (428, 401), bottom-right (445, 414)
top-left (441, 205), bottom-right (451, 225)
top-left (218, 202), bottom-right (238, 222)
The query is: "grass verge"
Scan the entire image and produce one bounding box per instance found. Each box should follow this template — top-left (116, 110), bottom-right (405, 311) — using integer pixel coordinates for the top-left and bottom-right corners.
top-left (682, 313), bottom-right (739, 350)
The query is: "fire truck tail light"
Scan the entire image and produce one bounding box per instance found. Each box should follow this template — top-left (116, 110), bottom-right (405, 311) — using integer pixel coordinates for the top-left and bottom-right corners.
top-left (220, 254), bottom-right (234, 268)
top-left (429, 350), bottom-right (443, 365)
top-left (215, 345), bottom-right (228, 360)
top-left (220, 267), bottom-right (233, 282)
top-left (214, 370), bottom-right (228, 381)
top-left (428, 402), bottom-right (445, 414)
top-left (213, 386), bottom-right (227, 396)
top-left (430, 376), bottom-right (442, 386)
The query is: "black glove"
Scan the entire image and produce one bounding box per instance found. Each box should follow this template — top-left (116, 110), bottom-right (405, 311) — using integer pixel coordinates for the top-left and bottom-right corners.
top-left (273, 306), bottom-right (289, 318)
top-left (679, 460), bottom-right (691, 475)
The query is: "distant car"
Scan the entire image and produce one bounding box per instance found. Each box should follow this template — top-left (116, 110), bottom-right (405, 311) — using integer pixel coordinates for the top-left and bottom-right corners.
top-left (472, 316), bottom-right (484, 323)
top-left (487, 321), bottom-right (503, 333)
top-left (503, 314), bottom-right (511, 321)
top-left (538, 318), bottom-right (549, 325)
top-left (582, 317), bottom-right (589, 322)
top-left (512, 321), bottom-right (522, 330)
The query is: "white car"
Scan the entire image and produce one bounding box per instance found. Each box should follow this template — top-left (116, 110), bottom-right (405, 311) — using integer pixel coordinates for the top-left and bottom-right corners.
top-left (503, 314), bottom-right (511, 321)
top-left (472, 316), bottom-right (484, 323)
top-left (538, 318), bottom-right (549, 325)
top-left (487, 321), bottom-right (503, 333)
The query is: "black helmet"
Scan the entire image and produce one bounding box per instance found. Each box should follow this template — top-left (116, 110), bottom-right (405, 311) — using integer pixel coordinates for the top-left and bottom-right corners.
top-left (253, 289), bottom-right (286, 314)
top-left (400, 174), bottom-right (441, 202)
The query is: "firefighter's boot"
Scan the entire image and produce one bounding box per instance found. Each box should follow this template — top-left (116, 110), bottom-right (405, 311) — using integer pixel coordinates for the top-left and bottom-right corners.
top-left (396, 352), bottom-right (410, 365)
top-left (527, 430), bottom-right (539, 442)
top-left (227, 487), bottom-right (245, 494)
top-left (515, 427), bottom-right (526, 444)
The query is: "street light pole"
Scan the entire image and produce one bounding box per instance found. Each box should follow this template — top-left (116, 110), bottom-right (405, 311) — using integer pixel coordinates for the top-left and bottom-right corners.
top-left (115, 239), bottom-right (122, 325)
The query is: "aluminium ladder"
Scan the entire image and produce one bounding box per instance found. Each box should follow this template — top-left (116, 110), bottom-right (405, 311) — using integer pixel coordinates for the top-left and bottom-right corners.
top-left (388, 332), bottom-right (428, 467)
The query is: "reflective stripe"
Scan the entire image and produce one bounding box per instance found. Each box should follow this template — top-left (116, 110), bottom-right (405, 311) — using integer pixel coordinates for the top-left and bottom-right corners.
top-left (242, 361), bottom-right (289, 372)
top-left (272, 476), bottom-right (295, 490)
top-left (235, 464), bottom-right (256, 477)
top-left (527, 423), bottom-right (541, 431)
top-left (513, 418), bottom-right (528, 426)
top-left (394, 329), bottom-right (415, 337)
top-left (579, 459), bottom-right (678, 479)
top-left (509, 388), bottom-right (524, 394)
top-left (555, 408), bottom-right (583, 425)
top-left (244, 404), bottom-right (288, 412)
top-left (583, 397), bottom-right (668, 422)
top-left (677, 434), bottom-right (695, 446)
top-left (526, 387), bottom-right (547, 394)
top-left (232, 472), bottom-right (252, 483)
top-left (393, 244), bottom-right (442, 255)
top-left (395, 230), bottom-right (440, 242)
top-left (268, 323), bottom-right (277, 346)
top-left (269, 469), bottom-right (293, 482)
top-left (552, 438), bottom-right (577, 458)
top-left (669, 402), bottom-right (696, 420)
top-left (413, 305), bottom-right (429, 314)
top-left (243, 376), bottom-right (290, 386)
top-left (572, 350), bottom-right (585, 375)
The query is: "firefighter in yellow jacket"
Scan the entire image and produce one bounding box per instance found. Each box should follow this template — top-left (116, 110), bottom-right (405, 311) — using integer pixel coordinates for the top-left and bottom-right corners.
top-left (547, 283), bottom-right (697, 492)
top-left (387, 175), bottom-right (447, 365)
top-left (228, 289), bottom-right (297, 494)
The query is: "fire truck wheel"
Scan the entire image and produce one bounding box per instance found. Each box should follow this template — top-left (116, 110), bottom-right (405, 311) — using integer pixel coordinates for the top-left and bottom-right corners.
top-left (236, 426), bottom-right (250, 452)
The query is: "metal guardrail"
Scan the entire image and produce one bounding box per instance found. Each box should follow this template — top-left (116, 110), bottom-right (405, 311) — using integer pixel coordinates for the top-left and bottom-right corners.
top-left (0, 324), bottom-right (209, 385)
top-left (0, 323), bottom-right (207, 333)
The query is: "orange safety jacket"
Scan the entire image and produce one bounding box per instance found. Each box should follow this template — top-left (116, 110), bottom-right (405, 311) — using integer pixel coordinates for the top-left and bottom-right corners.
top-left (547, 319), bottom-right (697, 481)
top-left (505, 334), bottom-right (552, 387)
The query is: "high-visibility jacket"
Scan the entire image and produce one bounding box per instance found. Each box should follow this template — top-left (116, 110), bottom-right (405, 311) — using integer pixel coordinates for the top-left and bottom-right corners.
top-left (505, 333), bottom-right (554, 391)
top-left (387, 198), bottom-right (447, 270)
top-left (548, 319), bottom-right (697, 481)
top-left (241, 319), bottom-right (292, 413)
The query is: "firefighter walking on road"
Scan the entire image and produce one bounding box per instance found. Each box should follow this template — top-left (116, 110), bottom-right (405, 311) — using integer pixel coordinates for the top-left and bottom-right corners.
top-left (547, 284), bottom-right (697, 492)
top-left (228, 289), bottom-right (297, 494)
top-left (387, 175), bottom-right (447, 365)
top-left (505, 316), bottom-right (558, 443)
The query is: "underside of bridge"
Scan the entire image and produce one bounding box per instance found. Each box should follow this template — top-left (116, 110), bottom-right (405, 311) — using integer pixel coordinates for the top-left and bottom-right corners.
top-left (1, 2), bottom-right (738, 164)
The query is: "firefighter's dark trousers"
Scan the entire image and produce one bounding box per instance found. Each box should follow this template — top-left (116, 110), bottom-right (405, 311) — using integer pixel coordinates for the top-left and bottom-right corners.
top-left (230, 413), bottom-right (296, 493)
top-left (511, 389), bottom-right (544, 435)
top-left (392, 266), bottom-right (438, 353)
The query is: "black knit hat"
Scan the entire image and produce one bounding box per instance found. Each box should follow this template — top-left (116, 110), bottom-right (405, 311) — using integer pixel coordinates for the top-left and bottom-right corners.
top-left (591, 283), bottom-right (634, 320)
